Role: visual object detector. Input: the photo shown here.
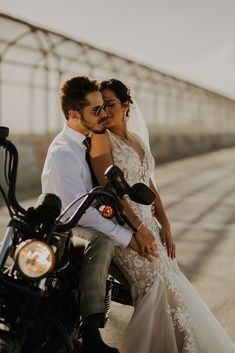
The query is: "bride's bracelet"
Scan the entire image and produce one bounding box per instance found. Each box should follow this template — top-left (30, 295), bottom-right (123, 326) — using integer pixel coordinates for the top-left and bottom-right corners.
top-left (136, 222), bottom-right (143, 232)
top-left (129, 215), bottom-right (138, 224)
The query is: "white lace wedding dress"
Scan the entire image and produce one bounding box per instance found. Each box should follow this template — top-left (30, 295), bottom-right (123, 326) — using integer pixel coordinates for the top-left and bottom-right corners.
top-left (108, 131), bottom-right (235, 353)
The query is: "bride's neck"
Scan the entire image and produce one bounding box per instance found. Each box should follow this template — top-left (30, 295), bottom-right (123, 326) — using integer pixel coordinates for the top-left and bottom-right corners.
top-left (110, 124), bottom-right (129, 140)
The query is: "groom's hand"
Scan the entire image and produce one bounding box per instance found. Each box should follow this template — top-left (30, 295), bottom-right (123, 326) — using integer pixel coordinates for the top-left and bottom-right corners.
top-left (128, 235), bottom-right (155, 262)
top-left (128, 236), bottom-right (140, 253)
top-left (134, 225), bottom-right (158, 260)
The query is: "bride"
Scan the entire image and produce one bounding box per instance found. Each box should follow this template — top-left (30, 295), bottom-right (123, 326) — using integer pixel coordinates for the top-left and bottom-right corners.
top-left (89, 78), bottom-right (235, 353)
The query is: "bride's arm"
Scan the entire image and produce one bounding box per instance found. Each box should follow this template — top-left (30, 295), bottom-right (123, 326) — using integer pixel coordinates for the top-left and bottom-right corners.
top-left (90, 133), bottom-right (157, 259)
top-left (149, 178), bottom-right (176, 258)
top-left (89, 132), bottom-right (113, 186)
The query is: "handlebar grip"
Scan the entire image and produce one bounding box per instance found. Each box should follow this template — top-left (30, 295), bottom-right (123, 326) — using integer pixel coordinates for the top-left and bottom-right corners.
top-left (0, 126), bottom-right (9, 145)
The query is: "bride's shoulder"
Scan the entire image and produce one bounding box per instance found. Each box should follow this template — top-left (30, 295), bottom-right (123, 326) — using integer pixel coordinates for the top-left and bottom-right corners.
top-left (106, 130), bottom-right (121, 144)
top-left (130, 131), bottom-right (144, 146)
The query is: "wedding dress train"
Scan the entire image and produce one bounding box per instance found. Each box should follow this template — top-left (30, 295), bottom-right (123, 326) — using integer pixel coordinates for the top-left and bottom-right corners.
top-left (108, 131), bottom-right (235, 353)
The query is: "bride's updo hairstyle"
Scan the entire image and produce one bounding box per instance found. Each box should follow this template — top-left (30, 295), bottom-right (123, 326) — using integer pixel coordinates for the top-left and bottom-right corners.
top-left (100, 78), bottom-right (133, 117)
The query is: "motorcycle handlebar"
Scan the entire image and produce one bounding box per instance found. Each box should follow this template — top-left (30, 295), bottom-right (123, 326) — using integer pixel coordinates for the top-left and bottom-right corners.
top-left (0, 127), bottom-right (26, 215)
top-left (55, 188), bottom-right (120, 232)
top-left (0, 127), bottom-right (155, 234)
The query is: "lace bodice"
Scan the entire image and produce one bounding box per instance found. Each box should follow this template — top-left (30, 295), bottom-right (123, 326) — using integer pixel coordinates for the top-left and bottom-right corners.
top-left (108, 131), bottom-right (155, 223)
top-left (109, 131), bottom-right (155, 186)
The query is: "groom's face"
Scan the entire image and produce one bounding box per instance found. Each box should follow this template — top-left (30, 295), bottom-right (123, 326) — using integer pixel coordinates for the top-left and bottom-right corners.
top-left (79, 91), bottom-right (107, 134)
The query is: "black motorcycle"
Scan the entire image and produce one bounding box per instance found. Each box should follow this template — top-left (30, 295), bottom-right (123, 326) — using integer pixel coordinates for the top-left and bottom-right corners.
top-left (0, 126), bottom-right (155, 353)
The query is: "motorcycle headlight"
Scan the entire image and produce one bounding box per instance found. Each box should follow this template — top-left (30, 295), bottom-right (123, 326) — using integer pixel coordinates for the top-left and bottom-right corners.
top-left (15, 240), bottom-right (55, 279)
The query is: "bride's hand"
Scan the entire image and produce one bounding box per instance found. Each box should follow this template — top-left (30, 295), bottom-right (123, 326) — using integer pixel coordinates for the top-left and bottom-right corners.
top-left (159, 226), bottom-right (176, 259)
top-left (134, 224), bottom-right (158, 260)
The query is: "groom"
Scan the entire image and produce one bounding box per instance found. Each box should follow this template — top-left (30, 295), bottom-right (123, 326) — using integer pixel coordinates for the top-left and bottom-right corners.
top-left (41, 76), bottom-right (157, 353)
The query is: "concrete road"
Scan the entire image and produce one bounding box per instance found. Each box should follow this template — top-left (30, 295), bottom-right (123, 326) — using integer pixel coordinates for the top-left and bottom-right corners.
top-left (1, 147), bottom-right (235, 347)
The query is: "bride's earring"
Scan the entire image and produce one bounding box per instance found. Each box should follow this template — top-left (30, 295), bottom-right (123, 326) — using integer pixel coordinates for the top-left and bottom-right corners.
top-left (123, 110), bottom-right (129, 122)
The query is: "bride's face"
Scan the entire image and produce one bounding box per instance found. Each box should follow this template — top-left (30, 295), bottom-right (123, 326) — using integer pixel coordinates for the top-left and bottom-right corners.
top-left (101, 89), bottom-right (127, 130)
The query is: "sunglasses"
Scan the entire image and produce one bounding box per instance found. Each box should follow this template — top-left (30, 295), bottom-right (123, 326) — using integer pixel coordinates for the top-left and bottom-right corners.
top-left (94, 103), bottom-right (106, 116)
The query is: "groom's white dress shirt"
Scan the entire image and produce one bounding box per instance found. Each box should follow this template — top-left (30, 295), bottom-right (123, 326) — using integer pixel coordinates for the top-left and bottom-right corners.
top-left (41, 124), bottom-right (132, 247)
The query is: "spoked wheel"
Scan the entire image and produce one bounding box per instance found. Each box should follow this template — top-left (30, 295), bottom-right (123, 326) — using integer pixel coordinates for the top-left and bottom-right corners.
top-left (22, 314), bottom-right (75, 353)
top-left (0, 335), bottom-right (9, 353)
top-left (0, 329), bottom-right (20, 353)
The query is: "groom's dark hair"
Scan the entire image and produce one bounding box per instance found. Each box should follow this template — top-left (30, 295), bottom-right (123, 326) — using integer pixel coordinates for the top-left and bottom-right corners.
top-left (59, 76), bottom-right (99, 120)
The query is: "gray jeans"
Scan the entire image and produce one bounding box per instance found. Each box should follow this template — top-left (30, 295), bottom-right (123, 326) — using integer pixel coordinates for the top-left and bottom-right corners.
top-left (72, 226), bottom-right (114, 320)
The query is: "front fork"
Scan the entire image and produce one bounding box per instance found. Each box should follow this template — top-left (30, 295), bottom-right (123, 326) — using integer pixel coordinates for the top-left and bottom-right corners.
top-left (0, 226), bottom-right (14, 269)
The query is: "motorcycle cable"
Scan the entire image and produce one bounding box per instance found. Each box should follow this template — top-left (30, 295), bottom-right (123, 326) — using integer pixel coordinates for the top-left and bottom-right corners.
top-left (55, 192), bottom-right (90, 224)
top-left (0, 184), bottom-right (13, 218)
top-left (1, 146), bottom-right (14, 217)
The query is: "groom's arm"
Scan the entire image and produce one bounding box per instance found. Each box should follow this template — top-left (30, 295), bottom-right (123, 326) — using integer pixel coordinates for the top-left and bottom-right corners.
top-left (42, 147), bottom-right (133, 247)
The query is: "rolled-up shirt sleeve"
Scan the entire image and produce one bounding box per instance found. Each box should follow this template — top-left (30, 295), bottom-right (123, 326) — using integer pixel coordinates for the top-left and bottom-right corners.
top-left (41, 147), bottom-right (132, 247)
top-left (79, 207), bottom-right (132, 247)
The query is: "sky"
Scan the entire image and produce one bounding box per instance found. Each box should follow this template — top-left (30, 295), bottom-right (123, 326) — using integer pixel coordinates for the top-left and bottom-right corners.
top-left (1, 0), bottom-right (235, 99)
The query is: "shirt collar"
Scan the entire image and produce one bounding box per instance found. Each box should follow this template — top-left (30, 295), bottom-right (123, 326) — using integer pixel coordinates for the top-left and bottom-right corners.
top-left (62, 123), bottom-right (87, 146)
